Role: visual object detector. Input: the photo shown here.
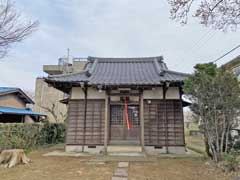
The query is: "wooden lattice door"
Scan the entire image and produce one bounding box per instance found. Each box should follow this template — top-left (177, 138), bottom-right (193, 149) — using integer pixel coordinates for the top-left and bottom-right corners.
top-left (110, 105), bottom-right (140, 142)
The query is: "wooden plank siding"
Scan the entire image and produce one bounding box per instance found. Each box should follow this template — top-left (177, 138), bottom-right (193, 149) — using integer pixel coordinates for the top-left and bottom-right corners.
top-left (66, 99), bottom-right (105, 145)
top-left (66, 99), bottom-right (184, 147)
top-left (144, 99), bottom-right (184, 146)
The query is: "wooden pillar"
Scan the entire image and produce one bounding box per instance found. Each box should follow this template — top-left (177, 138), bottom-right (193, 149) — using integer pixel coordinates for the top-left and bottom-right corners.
top-left (82, 86), bottom-right (88, 152)
top-left (179, 86), bottom-right (186, 146)
top-left (163, 84), bottom-right (169, 153)
top-left (140, 90), bottom-right (145, 150)
top-left (64, 100), bottom-right (70, 151)
top-left (104, 91), bottom-right (109, 154)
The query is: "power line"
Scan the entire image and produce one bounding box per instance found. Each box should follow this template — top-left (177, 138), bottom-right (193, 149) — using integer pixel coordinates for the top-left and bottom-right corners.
top-left (212, 44), bottom-right (240, 63)
top-left (173, 30), bottom-right (216, 69)
top-left (191, 30), bottom-right (213, 50)
top-left (193, 31), bottom-right (216, 51)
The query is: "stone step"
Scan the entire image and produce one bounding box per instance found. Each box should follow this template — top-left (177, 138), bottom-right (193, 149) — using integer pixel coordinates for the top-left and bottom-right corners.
top-left (107, 146), bottom-right (142, 153)
top-left (112, 177), bottom-right (128, 180)
top-left (108, 152), bottom-right (145, 157)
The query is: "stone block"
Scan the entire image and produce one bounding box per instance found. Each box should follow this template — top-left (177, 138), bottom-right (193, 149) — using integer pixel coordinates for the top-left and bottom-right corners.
top-left (118, 162), bottom-right (129, 168)
top-left (114, 168), bottom-right (128, 177)
top-left (112, 177), bottom-right (128, 180)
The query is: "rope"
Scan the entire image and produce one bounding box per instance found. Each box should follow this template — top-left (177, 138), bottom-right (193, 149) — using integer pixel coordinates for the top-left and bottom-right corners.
top-left (124, 97), bottom-right (131, 130)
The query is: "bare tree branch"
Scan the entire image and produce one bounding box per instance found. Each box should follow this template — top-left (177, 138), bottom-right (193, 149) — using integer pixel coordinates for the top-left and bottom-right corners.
top-left (38, 103), bottom-right (59, 123)
top-left (168, 0), bottom-right (240, 31)
top-left (0, 0), bottom-right (39, 58)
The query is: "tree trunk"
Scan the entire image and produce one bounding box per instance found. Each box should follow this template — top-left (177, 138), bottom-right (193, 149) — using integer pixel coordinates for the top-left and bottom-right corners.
top-left (0, 149), bottom-right (30, 168)
top-left (204, 138), bottom-right (213, 158)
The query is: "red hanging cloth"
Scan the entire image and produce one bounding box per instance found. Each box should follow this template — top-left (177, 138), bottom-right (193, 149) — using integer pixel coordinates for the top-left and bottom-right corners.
top-left (124, 97), bottom-right (131, 130)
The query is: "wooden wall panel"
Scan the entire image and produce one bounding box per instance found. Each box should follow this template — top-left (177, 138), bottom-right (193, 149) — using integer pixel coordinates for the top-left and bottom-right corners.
top-left (66, 98), bottom-right (184, 147)
top-left (144, 99), bottom-right (184, 146)
top-left (66, 99), bottom-right (105, 145)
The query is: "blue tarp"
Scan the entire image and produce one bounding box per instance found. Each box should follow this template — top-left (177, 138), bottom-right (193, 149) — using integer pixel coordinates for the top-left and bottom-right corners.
top-left (0, 106), bottom-right (46, 116)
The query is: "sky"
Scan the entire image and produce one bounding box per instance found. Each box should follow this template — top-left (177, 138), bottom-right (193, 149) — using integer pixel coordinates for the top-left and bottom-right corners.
top-left (0, 0), bottom-right (239, 92)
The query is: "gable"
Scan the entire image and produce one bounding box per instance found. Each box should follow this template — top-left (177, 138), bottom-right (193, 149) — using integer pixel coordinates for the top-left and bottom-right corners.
top-left (0, 94), bottom-right (26, 108)
top-left (0, 87), bottom-right (34, 104)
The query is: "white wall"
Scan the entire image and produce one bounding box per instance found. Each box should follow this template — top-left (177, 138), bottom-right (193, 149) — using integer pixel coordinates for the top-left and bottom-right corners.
top-left (143, 87), bottom-right (163, 99)
top-left (143, 87), bottom-right (180, 99)
top-left (70, 86), bottom-right (180, 100)
top-left (71, 87), bottom-right (106, 99)
top-left (71, 87), bottom-right (84, 99)
top-left (166, 87), bottom-right (180, 99)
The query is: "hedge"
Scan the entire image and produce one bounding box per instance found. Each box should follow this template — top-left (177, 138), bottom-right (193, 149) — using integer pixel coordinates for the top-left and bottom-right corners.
top-left (0, 123), bottom-right (65, 151)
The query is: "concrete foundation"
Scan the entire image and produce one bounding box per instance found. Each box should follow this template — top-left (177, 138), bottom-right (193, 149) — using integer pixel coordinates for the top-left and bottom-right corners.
top-left (144, 146), bottom-right (186, 155)
top-left (65, 145), bottom-right (104, 154)
top-left (168, 146), bottom-right (186, 154)
top-left (66, 145), bottom-right (186, 155)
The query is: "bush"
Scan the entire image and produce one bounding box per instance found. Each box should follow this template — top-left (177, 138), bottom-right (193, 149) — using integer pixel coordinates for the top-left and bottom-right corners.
top-left (0, 123), bottom-right (65, 151)
top-left (221, 152), bottom-right (240, 172)
top-left (233, 140), bottom-right (240, 151)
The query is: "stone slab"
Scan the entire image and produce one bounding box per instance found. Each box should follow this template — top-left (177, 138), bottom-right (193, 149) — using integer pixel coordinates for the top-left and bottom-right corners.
top-left (108, 152), bottom-right (145, 157)
top-left (89, 156), bottom-right (157, 162)
top-left (107, 146), bottom-right (142, 153)
top-left (43, 150), bottom-right (91, 157)
top-left (114, 168), bottom-right (128, 177)
top-left (112, 177), bottom-right (128, 180)
top-left (118, 162), bottom-right (129, 168)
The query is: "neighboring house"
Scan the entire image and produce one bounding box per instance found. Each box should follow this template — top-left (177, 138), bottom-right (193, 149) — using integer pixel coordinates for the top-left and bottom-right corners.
top-left (222, 55), bottom-right (240, 128)
top-left (34, 58), bottom-right (86, 122)
top-left (45, 56), bottom-right (190, 154)
top-left (222, 55), bottom-right (240, 79)
top-left (0, 87), bottom-right (46, 123)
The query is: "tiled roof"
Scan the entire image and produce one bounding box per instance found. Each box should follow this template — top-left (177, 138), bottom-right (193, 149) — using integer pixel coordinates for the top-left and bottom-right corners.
top-left (46, 56), bottom-right (190, 86)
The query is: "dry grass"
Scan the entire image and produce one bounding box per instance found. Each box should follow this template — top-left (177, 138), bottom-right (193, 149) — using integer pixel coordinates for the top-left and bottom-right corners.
top-left (0, 147), bottom-right (114, 180)
top-left (0, 145), bottom-right (238, 180)
top-left (129, 158), bottom-right (237, 180)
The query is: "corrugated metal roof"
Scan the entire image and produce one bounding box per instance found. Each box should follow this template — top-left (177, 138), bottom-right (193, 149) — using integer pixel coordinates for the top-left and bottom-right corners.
top-left (0, 87), bottom-right (34, 104)
top-left (46, 56), bottom-right (190, 86)
top-left (0, 87), bottom-right (18, 93)
top-left (0, 106), bottom-right (46, 116)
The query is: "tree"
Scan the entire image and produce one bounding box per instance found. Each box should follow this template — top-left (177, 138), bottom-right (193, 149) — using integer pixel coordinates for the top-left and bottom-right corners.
top-left (0, 0), bottom-right (38, 58)
top-left (184, 63), bottom-right (240, 162)
top-left (168, 0), bottom-right (240, 31)
top-left (38, 102), bottom-right (67, 123)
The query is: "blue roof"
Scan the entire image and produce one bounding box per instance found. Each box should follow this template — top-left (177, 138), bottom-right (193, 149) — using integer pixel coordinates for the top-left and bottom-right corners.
top-left (0, 87), bottom-right (34, 104)
top-left (0, 87), bottom-right (18, 93)
top-left (0, 106), bottom-right (46, 116)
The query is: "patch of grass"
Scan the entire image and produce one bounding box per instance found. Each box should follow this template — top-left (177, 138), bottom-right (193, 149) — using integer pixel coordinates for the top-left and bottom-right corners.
top-left (185, 135), bottom-right (205, 148)
top-left (185, 134), bottom-right (206, 156)
top-left (185, 122), bottom-right (200, 135)
top-left (187, 145), bottom-right (207, 156)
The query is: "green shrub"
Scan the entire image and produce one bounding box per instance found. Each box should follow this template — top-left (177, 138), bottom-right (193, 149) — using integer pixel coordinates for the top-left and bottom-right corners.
top-left (0, 123), bottom-right (65, 151)
top-left (233, 140), bottom-right (240, 151)
top-left (222, 152), bottom-right (240, 172)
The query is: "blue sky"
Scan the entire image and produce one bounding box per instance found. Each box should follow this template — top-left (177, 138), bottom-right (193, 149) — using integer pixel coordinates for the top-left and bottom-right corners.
top-left (0, 0), bottom-right (239, 92)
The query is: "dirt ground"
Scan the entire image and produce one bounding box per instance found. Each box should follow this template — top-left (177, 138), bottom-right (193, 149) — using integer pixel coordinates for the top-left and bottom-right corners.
top-left (0, 145), bottom-right (239, 180)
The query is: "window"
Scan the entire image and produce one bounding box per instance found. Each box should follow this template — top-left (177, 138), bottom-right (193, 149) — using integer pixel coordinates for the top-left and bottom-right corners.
top-left (110, 105), bottom-right (123, 125)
